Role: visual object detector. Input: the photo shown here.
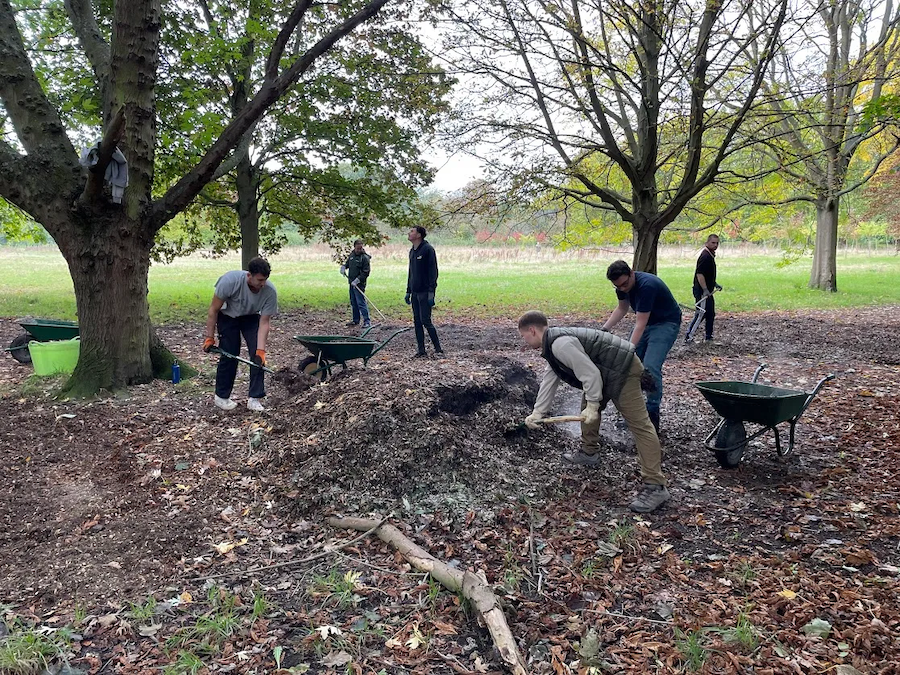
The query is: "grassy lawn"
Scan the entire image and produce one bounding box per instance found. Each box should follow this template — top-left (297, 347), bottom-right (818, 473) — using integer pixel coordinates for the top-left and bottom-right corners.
top-left (1, 244), bottom-right (898, 323)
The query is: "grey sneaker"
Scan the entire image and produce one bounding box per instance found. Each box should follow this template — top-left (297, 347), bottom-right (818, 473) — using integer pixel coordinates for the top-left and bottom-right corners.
top-left (629, 483), bottom-right (671, 513)
top-left (247, 397), bottom-right (266, 412)
top-left (562, 450), bottom-right (603, 466)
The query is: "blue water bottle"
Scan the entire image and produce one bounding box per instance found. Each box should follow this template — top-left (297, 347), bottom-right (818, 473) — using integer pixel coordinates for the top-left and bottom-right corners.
top-left (172, 361), bottom-right (181, 384)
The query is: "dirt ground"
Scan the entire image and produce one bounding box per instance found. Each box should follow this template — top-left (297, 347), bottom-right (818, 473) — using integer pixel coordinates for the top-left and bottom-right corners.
top-left (1, 307), bottom-right (899, 674)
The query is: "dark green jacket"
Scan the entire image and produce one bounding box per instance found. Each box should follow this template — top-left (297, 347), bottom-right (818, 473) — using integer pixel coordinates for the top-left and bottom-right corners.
top-left (345, 251), bottom-right (371, 290)
top-left (542, 327), bottom-right (636, 402)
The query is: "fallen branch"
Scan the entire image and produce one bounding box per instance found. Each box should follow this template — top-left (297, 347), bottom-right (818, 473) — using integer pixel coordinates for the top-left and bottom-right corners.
top-left (327, 516), bottom-right (528, 675)
top-left (201, 514), bottom-right (389, 580)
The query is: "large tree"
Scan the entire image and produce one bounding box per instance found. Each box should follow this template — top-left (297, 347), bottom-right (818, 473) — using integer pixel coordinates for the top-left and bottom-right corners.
top-left (154, 0), bottom-right (449, 267)
top-left (754, 0), bottom-right (900, 291)
top-left (0, 0), bottom-right (397, 396)
top-left (438, 0), bottom-right (788, 272)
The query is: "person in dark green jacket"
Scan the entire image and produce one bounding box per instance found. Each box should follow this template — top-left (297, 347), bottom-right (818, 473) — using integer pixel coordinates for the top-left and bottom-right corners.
top-left (518, 310), bottom-right (670, 513)
top-left (340, 240), bottom-right (371, 328)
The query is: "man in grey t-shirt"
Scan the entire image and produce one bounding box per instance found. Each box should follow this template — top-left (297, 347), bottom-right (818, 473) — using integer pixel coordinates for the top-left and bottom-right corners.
top-left (202, 257), bottom-right (278, 411)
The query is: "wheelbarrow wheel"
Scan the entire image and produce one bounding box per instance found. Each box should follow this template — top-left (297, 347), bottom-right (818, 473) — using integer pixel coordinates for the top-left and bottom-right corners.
top-left (9, 333), bottom-right (33, 364)
top-left (298, 356), bottom-right (327, 381)
top-left (713, 419), bottom-right (747, 469)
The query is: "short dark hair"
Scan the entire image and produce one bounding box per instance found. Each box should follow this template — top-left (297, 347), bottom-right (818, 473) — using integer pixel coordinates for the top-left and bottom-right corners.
top-left (606, 260), bottom-right (631, 281)
top-left (353, 239), bottom-right (364, 246)
top-left (247, 257), bottom-right (271, 277)
top-left (517, 310), bottom-right (549, 330)
top-left (707, 234), bottom-right (720, 242)
top-left (414, 225), bottom-right (427, 239)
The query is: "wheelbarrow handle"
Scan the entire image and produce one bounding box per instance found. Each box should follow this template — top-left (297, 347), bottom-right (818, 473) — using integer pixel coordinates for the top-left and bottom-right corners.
top-left (751, 363), bottom-right (767, 383)
top-left (367, 327), bottom-right (413, 359)
top-left (209, 347), bottom-right (275, 374)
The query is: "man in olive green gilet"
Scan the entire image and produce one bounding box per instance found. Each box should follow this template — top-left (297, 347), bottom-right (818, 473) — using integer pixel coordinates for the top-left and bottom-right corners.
top-left (518, 310), bottom-right (670, 513)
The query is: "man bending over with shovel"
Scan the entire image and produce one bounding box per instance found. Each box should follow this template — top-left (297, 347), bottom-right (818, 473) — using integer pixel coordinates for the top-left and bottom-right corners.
top-left (203, 257), bottom-right (278, 412)
top-left (518, 310), bottom-right (670, 513)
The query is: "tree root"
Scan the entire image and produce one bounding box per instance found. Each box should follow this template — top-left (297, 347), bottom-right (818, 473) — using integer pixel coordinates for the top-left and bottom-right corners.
top-left (327, 516), bottom-right (528, 675)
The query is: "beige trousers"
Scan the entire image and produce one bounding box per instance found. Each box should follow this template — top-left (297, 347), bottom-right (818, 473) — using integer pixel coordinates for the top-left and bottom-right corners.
top-left (581, 357), bottom-right (666, 486)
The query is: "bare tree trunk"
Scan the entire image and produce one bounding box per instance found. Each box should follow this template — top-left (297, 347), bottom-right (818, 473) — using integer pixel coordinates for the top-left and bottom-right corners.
top-left (59, 212), bottom-right (155, 396)
top-left (632, 225), bottom-right (662, 274)
top-left (236, 155), bottom-right (260, 269)
top-left (809, 196), bottom-right (838, 292)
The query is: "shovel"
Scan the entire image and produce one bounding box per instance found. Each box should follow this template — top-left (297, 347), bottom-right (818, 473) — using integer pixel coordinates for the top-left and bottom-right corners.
top-left (505, 414), bottom-right (585, 435)
top-left (209, 347), bottom-right (275, 374)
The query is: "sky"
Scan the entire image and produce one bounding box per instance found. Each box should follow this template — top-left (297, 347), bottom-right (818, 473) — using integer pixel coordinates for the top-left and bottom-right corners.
top-left (427, 149), bottom-right (484, 192)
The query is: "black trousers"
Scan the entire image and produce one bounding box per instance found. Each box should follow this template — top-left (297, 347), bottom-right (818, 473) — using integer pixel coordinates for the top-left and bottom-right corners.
top-left (215, 312), bottom-right (265, 399)
top-left (411, 292), bottom-right (441, 353)
top-left (687, 288), bottom-right (716, 340)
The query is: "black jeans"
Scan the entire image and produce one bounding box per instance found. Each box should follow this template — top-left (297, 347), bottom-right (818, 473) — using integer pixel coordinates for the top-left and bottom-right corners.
top-left (687, 288), bottom-right (715, 340)
top-left (215, 312), bottom-right (265, 399)
top-left (411, 292), bottom-right (441, 353)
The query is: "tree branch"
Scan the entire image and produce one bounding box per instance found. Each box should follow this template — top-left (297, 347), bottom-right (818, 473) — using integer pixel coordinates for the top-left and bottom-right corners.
top-left (151, 0), bottom-right (391, 231)
top-left (63, 0), bottom-right (112, 121)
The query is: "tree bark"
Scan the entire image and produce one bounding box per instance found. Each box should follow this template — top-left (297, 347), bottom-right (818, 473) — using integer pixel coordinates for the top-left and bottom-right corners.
top-left (236, 154), bottom-right (261, 269)
top-left (327, 516), bottom-right (528, 675)
top-left (59, 210), bottom-right (155, 396)
top-left (809, 196), bottom-right (839, 292)
top-left (632, 225), bottom-right (662, 274)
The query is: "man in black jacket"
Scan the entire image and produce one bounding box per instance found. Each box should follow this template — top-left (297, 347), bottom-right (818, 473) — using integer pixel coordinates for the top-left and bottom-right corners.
top-left (405, 226), bottom-right (442, 357)
top-left (518, 310), bottom-right (670, 513)
top-left (685, 234), bottom-right (723, 343)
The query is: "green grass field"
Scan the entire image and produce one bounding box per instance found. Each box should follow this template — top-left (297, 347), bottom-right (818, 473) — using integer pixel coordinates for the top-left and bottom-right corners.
top-left (1, 244), bottom-right (898, 323)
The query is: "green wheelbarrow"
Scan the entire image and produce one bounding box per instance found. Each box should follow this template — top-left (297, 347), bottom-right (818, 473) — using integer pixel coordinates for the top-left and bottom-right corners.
top-left (294, 326), bottom-right (412, 380)
top-left (6, 319), bottom-right (80, 365)
top-left (696, 364), bottom-right (835, 469)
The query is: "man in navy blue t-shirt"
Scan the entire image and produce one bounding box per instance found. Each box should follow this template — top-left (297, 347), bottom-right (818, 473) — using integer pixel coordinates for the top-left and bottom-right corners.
top-left (601, 260), bottom-right (681, 433)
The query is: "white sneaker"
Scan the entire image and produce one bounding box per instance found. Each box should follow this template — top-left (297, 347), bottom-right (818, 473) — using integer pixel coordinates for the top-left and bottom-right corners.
top-left (214, 395), bottom-right (237, 411)
top-left (247, 397), bottom-right (266, 412)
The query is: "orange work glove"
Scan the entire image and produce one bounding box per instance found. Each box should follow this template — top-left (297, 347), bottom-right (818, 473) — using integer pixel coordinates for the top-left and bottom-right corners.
top-left (203, 337), bottom-right (216, 353)
top-left (254, 349), bottom-right (266, 367)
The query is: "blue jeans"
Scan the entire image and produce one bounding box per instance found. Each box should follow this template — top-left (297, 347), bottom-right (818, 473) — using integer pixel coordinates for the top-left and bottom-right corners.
top-left (635, 320), bottom-right (679, 415)
top-left (349, 285), bottom-right (370, 325)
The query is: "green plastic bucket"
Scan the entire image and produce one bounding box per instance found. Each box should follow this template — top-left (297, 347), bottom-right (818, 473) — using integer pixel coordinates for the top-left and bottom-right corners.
top-left (29, 338), bottom-right (80, 375)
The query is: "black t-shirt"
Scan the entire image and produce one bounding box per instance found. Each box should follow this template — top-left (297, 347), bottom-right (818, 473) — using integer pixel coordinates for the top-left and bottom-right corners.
top-left (693, 248), bottom-right (716, 293)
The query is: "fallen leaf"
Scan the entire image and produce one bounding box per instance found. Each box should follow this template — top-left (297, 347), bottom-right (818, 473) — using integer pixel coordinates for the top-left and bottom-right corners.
top-left (212, 538), bottom-right (248, 554)
top-left (802, 618), bottom-right (832, 638)
top-left (321, 650), bottom-right (352, 667)
top-left (138, 623), bottom-right (161, 637)
top-left (777, 589), bottom-right (797, 600)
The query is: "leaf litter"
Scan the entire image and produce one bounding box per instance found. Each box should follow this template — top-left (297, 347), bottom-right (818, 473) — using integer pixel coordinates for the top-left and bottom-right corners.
top-left (0, 306), bottom-right (898, 673)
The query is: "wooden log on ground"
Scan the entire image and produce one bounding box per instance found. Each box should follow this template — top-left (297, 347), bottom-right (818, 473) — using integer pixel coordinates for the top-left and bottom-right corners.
top-left (327, 516), bottom-right (528, 675)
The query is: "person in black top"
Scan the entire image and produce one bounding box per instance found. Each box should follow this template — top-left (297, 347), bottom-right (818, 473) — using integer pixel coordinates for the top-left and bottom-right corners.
top-left (405, 226), bottom-right (443, 357)
top-left (685, 234), bottom-right (723, 342)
